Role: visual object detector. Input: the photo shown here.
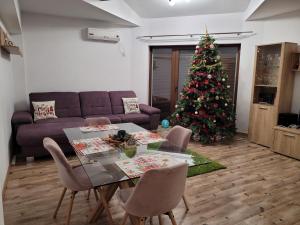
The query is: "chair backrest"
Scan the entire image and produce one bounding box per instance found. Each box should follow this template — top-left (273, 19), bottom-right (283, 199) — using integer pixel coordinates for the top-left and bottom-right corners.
top-left (166, 125), bottom-right (192, 151)
top-left (84, 117), bottom-right (111, 126)
top-left (43, 137), bottom-right (87, 191)
top-left (124, 163), bottom-right (188, 217)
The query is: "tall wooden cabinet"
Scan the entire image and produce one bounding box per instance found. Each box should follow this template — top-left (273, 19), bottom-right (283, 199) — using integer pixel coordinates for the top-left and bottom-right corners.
top-left (249, 42), bottom-right (297, 147)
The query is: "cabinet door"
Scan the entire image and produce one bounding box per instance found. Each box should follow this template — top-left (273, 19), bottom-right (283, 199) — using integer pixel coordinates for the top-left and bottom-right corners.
top-left (250, 104), bottom-right (274, 147)
top-left (273, 130), bottom-right (298, 159)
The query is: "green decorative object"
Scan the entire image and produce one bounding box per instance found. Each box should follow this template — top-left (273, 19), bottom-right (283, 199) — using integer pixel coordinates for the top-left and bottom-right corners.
top-left (123, 144), bottom-right (137, 158)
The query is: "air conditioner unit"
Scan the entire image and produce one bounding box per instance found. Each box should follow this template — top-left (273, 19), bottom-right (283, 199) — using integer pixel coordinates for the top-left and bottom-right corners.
top-left (87, 28), bottom-right (120, 43)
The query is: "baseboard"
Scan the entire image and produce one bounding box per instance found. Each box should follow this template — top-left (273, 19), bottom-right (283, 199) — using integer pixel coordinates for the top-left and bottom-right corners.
top-left (2, 165), bottom-right (10, 201)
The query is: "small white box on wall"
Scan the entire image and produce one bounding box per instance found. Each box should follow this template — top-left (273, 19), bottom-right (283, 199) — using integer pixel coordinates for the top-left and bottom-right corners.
top-left (86, 28), bottom-right (120, 43)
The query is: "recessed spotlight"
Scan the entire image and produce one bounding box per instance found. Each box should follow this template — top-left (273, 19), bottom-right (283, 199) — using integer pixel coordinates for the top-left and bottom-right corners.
top-left (169, 0), bottom-right (176, 6)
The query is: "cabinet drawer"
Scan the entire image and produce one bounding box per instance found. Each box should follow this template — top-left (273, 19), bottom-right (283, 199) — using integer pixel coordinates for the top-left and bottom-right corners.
top-left (273, 129), bottom-right (300, 160)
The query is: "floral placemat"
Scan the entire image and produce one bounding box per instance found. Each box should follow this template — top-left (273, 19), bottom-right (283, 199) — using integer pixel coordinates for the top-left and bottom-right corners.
top-left (131, 131), bottom-right (166, 145)
top-left (80, 124), bottom-right (119, 133)
top-left (115, 152), bottom-right (181, 178)
top-left (72, 137), bottom-right (114, 155)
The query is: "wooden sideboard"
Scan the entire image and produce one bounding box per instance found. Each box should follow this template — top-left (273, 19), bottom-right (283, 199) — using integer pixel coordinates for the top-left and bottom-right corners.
top-left (273, 126), bottom-right (300, 160)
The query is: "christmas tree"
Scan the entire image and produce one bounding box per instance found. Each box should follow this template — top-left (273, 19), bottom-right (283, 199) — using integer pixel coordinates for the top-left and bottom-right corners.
top-left (171, 32), bottom-right (236, 144)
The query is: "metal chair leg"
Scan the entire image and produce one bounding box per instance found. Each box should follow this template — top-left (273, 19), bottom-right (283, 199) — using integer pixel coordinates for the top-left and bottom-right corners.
top-left (53, 187), bottom-right (67, 219)
top-left (167, 211), bottom-right (177, 225)
top-left (121, 212), bottom-right (129, 225)
top-left (87, 189), bottom-right (91, 200)
top-left (182, 195), bottom-right (189, 211)
top-left (65, 191), bottom-right (77, 225)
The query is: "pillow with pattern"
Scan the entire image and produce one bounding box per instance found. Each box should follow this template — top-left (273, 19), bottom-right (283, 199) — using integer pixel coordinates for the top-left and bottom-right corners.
top-left (122, 98), bottom-right (140, 114)
top-left (32, 101), bottom-right (57, 121)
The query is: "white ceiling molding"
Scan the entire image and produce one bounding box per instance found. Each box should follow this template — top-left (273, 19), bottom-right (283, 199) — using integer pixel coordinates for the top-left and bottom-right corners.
top-left (19, 0), bottom-right (141, 27)
top-left (0, 0), bottom-right (22, 34)
top-left (83, 0), bottom-right (142, 27)
top-left (245, 0), bottom-right (300, 21)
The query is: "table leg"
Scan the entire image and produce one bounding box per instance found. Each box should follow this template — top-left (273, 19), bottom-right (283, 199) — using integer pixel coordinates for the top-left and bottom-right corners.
top-left (89, 183), bottom-right (118, 224)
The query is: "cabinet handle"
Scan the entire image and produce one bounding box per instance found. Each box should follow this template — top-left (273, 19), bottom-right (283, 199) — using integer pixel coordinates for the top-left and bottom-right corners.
top-left (283, 133), bottom-right (296, 138)
top-left (259, 107), bottom-right (268, 110)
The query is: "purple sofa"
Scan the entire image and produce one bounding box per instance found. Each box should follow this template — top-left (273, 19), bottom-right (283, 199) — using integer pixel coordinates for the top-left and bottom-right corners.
top-left (12, 91), bottom-right (160, 157)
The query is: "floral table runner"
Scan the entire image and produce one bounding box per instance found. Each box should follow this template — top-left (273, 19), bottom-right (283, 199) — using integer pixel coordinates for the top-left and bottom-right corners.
top-left (80, 124), bottom-right (119, 133)
top-left (72, 137), bottom-right (114, 155)
top-left (115, 152), bottom-right (183, 178)
top-left (131, 131), bottom-right (166, 145)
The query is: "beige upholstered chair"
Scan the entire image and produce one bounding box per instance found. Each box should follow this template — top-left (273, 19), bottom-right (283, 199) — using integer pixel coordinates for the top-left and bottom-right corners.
top-left (165, 125), bottom-right (192, 211)
top-left (84, 117), bottom-right (111, 126)
top-left (118, 163), bottom-right (188, 225)
top-left (43, 138), bottom-right (98, 225)
top-left (165, 125), bottom-right (192, 152)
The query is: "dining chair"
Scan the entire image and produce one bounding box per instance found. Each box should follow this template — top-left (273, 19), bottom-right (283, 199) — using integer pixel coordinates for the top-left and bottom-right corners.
top-left (117, 163), bottom-right (188, 225)
top-left (165, 125), bottom-right (192, 152)
top-left (43, 137), bottom-right (99, 225)
top-left (165, 125), bottom-right (192, 211)
top-left (84, 117), bottom-right (111, 126)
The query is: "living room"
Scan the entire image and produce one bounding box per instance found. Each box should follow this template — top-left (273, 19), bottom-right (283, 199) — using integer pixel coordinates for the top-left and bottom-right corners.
top-left (1, 0), bottom-right (300, 225)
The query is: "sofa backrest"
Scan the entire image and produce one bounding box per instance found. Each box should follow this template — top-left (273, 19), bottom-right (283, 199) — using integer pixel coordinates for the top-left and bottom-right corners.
top-left (29, 92), bottom-right (82, 118)
top-left (79, 91), bottom-right (112, 117)
top-left (109, 91), bottom-right (136, 114)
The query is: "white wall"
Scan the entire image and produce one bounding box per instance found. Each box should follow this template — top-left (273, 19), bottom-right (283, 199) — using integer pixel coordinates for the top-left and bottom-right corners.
top-left (21, 13), bottom-right (134, 98)
top-left (19, 11), bottom-right (300, 133)
top-left (0, 18), bottom-right (16, 225)
top-left (130, 12), bottom-right (300, 133)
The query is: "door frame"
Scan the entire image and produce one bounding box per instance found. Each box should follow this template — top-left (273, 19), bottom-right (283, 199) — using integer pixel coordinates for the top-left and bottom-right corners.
top-left (148, 44), bottom-right (241, 112)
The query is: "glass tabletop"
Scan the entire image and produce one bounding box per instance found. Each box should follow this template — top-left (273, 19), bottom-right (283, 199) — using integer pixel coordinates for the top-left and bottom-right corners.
top-left (64, 123), bottom-right (205, 187)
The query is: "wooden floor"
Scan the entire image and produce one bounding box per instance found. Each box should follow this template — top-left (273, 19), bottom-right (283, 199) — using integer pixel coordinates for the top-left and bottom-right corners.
top-left (3, 136), bottom-right (300, 225)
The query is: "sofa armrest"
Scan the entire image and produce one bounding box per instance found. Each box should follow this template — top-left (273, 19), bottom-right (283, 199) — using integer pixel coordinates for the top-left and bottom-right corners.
top-left (139, 104), bottom-right (161, 115)
top-left (11, 111), bottom-right (33, 125)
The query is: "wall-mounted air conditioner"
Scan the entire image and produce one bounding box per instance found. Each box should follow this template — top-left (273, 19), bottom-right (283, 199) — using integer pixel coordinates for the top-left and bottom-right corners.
top-left (86, 28), bottom-right (120, 43)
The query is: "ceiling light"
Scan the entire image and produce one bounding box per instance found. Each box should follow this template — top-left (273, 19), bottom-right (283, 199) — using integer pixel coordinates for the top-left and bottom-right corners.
top-left (169, 0), bottom-right (176, 6)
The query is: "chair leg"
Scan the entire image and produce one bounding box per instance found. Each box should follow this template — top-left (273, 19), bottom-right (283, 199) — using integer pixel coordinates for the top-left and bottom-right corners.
top-left (93, 188), bottom-right (99, 201)
top-left (53, 187), bottom-right (67, 219)
top-left (158, 215), bottom-right (163, 225)
top-left (65, 191), bottom-right (77, 225)
top-left (120, 212), bottom-right (129, 225)
top-left (139, 217), bottom-right (145, 225)
top-left (87, 189), bottom-right (91, 200)
top-left (167, 211), bottom-right (177, 225)
top-left (182, 195), bottom-right (189, 211)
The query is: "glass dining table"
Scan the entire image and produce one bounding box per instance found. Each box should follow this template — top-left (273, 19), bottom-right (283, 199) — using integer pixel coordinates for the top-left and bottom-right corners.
top-left (63, 123), bottom-right (206, 225)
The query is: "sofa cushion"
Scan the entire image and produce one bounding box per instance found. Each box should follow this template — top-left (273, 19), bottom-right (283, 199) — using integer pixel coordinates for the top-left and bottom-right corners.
top-left (17, 121), bottom-right (84, 147)
top-left (79, 91), bottom-right (112, 117)
top-left (29, 92), bottom-right (81, 118)
top-left (116, 113), bottom-right (150, 124)
top-left (109, 91), bottom-right (136, 114)
top-left (35, 117), bottom-right (84, 124)
top-left (84, 115), bottom-right (122, 124)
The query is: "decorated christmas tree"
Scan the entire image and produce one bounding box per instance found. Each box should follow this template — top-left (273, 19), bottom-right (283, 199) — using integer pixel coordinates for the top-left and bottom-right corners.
top-left (171, 32), bottom-right (236, 144)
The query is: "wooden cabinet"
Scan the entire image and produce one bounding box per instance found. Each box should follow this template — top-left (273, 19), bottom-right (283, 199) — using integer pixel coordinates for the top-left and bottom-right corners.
top-left (273, 126), bottom-right (300, 160)
top-left (249, 42), bottom-right (297, 147)
top-left (249, 104), bottom-right (274, 146)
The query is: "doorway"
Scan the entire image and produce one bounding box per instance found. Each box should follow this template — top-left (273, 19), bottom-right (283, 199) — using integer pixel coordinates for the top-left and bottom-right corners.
top-left (149, 45), bottom-right (240, 120)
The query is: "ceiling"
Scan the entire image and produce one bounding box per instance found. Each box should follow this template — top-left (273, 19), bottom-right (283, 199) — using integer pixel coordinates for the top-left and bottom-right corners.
top-left (124, 0), bottom-right (251, 18)
top-left (19, 0), bottom-right (137, 26)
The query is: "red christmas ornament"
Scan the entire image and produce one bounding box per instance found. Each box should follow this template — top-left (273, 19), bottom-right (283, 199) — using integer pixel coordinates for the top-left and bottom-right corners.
top-left (204, 79), bottom-right (209, 85)
top-left (210, 88), bottom-right (216, 93)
